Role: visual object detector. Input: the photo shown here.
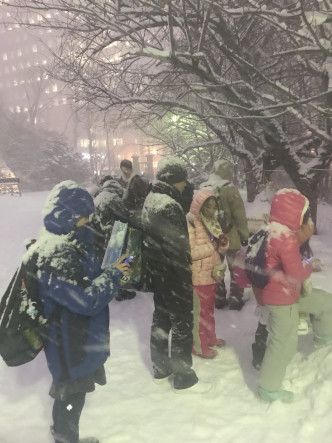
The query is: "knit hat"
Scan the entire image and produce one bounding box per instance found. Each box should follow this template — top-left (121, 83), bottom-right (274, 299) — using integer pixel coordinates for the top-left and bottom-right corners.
top-left (156, 156), bottom-right (188, 185)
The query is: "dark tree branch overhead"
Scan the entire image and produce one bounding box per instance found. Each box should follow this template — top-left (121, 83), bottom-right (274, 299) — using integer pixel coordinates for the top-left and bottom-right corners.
top-left (4, 0), bottom-right (332, 220)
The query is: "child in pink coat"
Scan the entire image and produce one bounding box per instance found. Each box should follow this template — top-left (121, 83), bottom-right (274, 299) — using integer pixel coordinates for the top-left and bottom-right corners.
top-left (187, 189), bottom-right (229, 358)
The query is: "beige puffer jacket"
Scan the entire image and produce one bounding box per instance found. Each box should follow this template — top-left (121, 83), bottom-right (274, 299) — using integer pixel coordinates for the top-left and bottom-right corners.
top-left (188, 189), bottom-right (228, 286)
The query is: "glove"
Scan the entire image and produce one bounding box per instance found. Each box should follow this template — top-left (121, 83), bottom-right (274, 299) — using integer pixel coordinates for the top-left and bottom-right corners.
top-left (241, 240), bottom-right (248, 247)
top-left (310, 257), bottom-right (323, 272)
top-left (212, 263), bottom-right (227, 282)
top-left (217, 234), bottom-right (229, 253)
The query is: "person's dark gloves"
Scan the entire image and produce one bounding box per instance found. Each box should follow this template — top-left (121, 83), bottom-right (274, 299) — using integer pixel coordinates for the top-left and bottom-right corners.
top-left (217, 212), bottom-right (233, 233)
top-left (241, 240), bottom-right (248, 247)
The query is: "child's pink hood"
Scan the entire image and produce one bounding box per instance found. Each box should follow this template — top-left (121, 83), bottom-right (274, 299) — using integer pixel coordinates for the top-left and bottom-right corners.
top-left (189, 189), bottom-right (216, 216)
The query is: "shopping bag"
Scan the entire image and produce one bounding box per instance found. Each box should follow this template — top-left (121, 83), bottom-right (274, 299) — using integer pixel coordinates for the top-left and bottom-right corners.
top-left (102, 221), bottom-right (142, 289)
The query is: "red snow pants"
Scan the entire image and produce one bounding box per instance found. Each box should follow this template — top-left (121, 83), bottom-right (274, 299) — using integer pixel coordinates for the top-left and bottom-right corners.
top-left (192, 284), bottom-right (218, 356)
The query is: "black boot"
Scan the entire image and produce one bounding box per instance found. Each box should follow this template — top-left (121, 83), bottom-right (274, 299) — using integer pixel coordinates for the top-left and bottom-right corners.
top-left (215, 279), bottom-right (228, 309)
top-left (228, 296), bottom-right (245, 311)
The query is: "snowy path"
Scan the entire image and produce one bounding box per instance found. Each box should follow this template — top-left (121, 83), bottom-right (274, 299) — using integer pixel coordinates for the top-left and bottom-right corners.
top-left (1, 192), bottom-right (332, 443)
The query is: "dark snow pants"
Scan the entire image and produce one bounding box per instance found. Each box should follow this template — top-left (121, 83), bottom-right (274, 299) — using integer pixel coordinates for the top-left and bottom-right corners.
top-left (52, 392), bottom-right (86, 443)
top-left (149, 265), bottom-right (198, 389)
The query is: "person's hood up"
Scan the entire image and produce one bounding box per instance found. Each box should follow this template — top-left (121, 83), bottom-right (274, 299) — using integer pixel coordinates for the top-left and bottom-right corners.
top-left (269, 188), bottom-right (309, 231)
top-left (212, 160), bottom-right (234, 182)
top-left (43, 180), bottom-right (95, 235)
top-left (189, 189), bottom-right (216, 216)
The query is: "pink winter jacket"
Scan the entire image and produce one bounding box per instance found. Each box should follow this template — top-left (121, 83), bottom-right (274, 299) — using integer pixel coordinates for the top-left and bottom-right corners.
top-left (262, 189), bottom-right (312, 306)
top-left (188, 189), bottom-right (229, 286)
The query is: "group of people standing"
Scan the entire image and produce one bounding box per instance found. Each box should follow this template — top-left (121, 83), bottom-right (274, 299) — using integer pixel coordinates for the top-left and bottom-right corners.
top-left (22, 155), bottom-right (332, 442)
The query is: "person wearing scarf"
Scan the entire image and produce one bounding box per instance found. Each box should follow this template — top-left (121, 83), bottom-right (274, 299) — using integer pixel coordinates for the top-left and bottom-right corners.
top-left (187, 189), bottom-right (229, 358)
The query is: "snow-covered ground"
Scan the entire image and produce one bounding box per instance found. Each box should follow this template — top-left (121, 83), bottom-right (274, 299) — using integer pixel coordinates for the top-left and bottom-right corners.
top-left (1, 190), bottom-right (332, 443)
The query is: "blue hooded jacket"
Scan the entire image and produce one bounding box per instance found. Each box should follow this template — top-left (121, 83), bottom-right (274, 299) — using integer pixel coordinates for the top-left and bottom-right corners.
top-left (37, 181), bottom-right (121, 384)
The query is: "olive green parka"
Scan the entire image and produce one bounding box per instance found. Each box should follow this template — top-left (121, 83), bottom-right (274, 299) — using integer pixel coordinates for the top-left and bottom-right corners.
top-left (200, 160), bottom-right (249, 250)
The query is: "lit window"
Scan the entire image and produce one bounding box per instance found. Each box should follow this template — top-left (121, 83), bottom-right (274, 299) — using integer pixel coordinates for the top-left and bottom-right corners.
top-left (45, 88), bottom-right (50, 94)
top-left (32, 45), bottom-right (37, 53)
top-left (12, 66), bottom-right (17, 72)
top-left (13, 80), bottom-right (18, 86)
top-left (16, 106), bottom-right (21, 113)
top-left (24, 107), bottom-right (28, 112)
top-left (42, 60), bottom-right (47, 65)
top-left (3, 53), bottom-right (7, 61)
top-left (113, 138), bottom-right (123, 146)
top-left (61, 97), bottom-right (67, 105)
top-left (80, 139), bottom-right (89, 148)
top-left (52, 84), bottom-right (58, 92)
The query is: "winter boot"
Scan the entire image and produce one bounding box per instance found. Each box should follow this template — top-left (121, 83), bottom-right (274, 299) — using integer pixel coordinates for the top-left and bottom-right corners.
top-left (209, 338), bottom-right (226, 348)
top-left (228, 296), bottom-right (245, 311)
top-left (258, 386), bottom-right (294, 403)
top-left (215, 279), bottom-right (228, 309)
top-left (193, 348), bottom-right (218, 359)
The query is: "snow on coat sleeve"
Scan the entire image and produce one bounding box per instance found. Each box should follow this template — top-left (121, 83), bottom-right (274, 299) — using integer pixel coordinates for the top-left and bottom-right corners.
top-left (44, 245), bottom-right (121, 316)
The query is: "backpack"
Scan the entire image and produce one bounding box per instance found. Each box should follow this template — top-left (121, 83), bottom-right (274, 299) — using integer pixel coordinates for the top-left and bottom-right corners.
top-left (0, 250), bottom-right (49, 366)
top-left (244, 229), bottom-right (270, 289)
